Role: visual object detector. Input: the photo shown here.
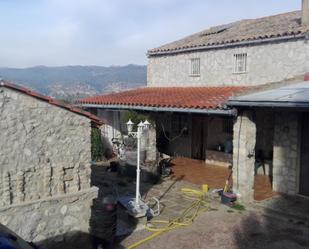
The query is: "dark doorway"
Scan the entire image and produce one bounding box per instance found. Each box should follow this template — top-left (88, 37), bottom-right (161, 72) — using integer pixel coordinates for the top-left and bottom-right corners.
top-left (253, 109), bottom-right (275, 201)
top-left (300, 113), bottom-right (309, 196)
top-left (191, 116), bottom-right (207, 160)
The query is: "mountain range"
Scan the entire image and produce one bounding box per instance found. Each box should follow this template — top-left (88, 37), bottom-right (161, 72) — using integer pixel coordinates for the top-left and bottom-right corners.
top-left (0, 65), bottom-right (147, 101)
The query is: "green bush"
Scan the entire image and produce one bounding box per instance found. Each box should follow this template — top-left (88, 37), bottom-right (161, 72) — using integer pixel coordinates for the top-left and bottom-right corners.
top-left (91, 127), bottom-right (104, 162)
top-left (122, 110), bottom-right (154, 131)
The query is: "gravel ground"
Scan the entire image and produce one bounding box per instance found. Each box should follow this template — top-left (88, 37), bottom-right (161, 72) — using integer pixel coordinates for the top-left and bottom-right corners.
top-left (116, 208), bottom-right (309, 249)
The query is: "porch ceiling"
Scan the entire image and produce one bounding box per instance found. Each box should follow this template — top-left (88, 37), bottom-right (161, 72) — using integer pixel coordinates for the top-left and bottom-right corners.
top-left (77, 86), bottom-right (248, 115)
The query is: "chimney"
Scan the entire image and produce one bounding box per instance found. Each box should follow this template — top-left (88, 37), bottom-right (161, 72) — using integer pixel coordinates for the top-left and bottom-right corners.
top-left (302, 0), bottom-right (309, 26)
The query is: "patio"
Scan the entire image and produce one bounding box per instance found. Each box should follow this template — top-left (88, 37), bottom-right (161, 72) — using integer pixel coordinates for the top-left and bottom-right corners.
top-left (91, 158), bottom-right (309, 248)
top-left (170, 157), bottom-right (230, 188)
top-left (170, 157), bottom-right (277, 201)
top-left (254, 175), bottom-right (278, 201)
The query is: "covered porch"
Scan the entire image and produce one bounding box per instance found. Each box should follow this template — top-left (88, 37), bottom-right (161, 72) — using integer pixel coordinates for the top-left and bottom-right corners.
top-left (78, 86), bottom-right (248, 167)
top-left (229, 81), bottom-right (309, 202)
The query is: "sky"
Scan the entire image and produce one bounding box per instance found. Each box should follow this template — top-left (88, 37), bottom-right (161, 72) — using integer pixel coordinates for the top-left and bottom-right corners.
top-left (0, 0), bottom-right (300, 68)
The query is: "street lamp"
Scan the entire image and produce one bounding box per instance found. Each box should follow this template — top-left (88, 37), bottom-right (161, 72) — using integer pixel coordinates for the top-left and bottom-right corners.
top-left (126, 119), bottom-right (150, 213)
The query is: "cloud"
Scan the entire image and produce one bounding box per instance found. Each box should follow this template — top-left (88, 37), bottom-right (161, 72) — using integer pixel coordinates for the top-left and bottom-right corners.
top-left (0, 0), bottom-right (300, 67)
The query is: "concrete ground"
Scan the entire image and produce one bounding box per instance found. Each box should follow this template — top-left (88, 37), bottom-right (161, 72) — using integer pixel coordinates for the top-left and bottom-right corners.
top-left (117, 205), bottom-right (309, 249)
top-left (92, 160), bottom-right (309, 249)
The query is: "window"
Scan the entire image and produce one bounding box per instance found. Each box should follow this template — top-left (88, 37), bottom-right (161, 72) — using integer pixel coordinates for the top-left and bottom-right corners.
top-left (234, 53), bottom-right (247, 73)
top-left (190, 58), bottom-right (200, 76)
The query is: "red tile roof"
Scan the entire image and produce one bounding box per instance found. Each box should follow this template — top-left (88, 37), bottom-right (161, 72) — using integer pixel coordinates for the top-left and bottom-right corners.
top-left (78, 86), bottom-right (248, 110)
top-left (0, 80), bottom-right (104, 126)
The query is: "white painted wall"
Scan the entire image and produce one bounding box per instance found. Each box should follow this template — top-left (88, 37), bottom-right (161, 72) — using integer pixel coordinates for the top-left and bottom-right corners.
top-left (148, 40), bottom-right (309, 87)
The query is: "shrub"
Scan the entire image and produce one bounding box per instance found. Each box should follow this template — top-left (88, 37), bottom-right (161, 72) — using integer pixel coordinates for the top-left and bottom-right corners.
top-left (91, 127), bottom-right (104, 162)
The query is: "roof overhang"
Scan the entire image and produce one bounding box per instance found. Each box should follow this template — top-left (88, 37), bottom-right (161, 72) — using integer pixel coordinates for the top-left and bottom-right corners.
top-left (148, 35), bottom-right (305, 57)
top-left (79, 103), bottom-right (237, 116)
top-left (228, 100), bottom-right (309, 108)
top-left (227, 81), bottom-right (309, 109)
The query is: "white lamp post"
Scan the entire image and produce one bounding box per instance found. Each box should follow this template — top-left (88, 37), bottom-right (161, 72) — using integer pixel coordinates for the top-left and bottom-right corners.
top-left (126, 119), bottom-right (150, 211)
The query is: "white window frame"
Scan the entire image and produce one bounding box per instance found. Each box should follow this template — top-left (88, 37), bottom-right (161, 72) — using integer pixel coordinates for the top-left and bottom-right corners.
top-left (190, 58), bottom-right (200, 77)
top-left (233, 53), bottom-right (247, 74)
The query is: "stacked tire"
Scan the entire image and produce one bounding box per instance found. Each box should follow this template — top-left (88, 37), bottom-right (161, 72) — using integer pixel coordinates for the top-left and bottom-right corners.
top-left (90, 196), bottom-right (117, 249)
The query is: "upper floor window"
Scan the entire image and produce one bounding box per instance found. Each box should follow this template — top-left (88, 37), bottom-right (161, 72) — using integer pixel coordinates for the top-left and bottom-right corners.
top-left (234, 53), bottom-right (247, 73)
top-left (190, 58), bottom-right (200, 76)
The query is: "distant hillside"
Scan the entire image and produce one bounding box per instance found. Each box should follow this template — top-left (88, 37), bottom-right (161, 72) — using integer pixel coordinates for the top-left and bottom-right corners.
top-left (0, 65), bottom-right (147, 100)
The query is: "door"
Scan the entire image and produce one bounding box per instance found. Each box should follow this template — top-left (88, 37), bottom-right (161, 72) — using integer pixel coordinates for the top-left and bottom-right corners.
top-left (300, 113), bottom-right (309, 196)
top-left (191, 116), bottom-right (207, 160)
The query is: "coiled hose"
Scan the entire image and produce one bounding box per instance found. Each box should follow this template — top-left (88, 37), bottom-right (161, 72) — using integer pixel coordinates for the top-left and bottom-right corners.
top-left (126, 188), bottom-right (209, 249)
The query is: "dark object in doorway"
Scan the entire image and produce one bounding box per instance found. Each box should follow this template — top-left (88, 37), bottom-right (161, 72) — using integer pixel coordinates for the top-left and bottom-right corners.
top-left (159, 158), bottom-right (173, 177)
top-left (255, 150), bottom-right (265, 175)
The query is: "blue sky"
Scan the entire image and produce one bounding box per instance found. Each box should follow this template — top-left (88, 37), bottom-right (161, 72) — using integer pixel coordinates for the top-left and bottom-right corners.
top-left (0, 0), bottom-right (300, 67)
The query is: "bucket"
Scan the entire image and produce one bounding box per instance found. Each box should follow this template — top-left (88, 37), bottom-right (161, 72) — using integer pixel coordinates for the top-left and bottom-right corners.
top-left (202, 184), bottom-right (209, 193)
top-left (221, 192), bottom-right (237, 204)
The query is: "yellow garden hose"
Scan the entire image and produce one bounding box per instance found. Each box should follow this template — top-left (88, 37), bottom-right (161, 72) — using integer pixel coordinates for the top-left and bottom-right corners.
top-left (126, 187), bottom-right (209, 249)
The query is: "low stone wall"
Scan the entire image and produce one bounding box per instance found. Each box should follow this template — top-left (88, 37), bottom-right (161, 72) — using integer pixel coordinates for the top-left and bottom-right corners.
top-left (0, 187), bottom-right (98, 249)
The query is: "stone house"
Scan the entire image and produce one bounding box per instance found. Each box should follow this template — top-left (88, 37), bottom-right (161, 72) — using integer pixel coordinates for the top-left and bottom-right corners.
top-left (79, 1), bottom-right (309, 200)
top-left (0, 80), bottom-right (103, 246)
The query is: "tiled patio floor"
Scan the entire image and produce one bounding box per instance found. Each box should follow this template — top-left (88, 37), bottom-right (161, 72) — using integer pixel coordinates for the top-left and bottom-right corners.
top-left (170, 157), bottom-right (278, 201)
top-left (254, 175), bottom-right (278, 201)
top-left (170, 157), bottom-right (230, 189)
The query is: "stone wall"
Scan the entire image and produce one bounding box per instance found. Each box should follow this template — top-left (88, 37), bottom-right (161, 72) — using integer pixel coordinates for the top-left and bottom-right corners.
top-left (148, 40), bottom-right (309, 87)
top-left (0, 87), bottom-right (92, 174)
top-left (0, 188), bottom-right (97, 249)
top-left (232, 111), bottom-right (256, 202)
top-left (0, 87), bottom-right (92, 205)
top-left (0, 87), bottom-right (97, 247)
top-left (273, 112), bottom-right (300, 195)
top-left (0, 162), bottom-right (91, 207)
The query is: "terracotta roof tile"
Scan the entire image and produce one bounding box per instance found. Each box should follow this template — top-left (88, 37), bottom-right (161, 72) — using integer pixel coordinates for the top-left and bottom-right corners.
top-left (148, 11), bottom-right (307, 55)
top-left (0, 80), bottom-right (104, 126)
top-left (78, 86), bottom-right (248, 110)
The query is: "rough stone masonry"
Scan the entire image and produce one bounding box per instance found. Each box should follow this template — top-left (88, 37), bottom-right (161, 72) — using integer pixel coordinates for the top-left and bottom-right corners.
top-left (0, 87), bottom-right (98, 248)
